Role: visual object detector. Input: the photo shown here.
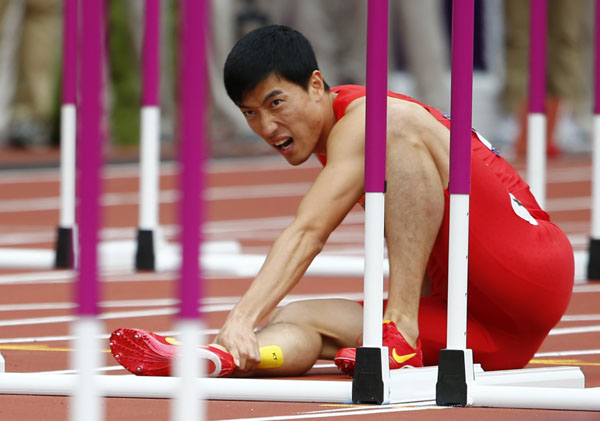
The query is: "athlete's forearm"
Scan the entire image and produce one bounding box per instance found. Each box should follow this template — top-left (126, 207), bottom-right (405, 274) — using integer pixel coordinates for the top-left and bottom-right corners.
top-left (226, 223), bottom-right (324, 327)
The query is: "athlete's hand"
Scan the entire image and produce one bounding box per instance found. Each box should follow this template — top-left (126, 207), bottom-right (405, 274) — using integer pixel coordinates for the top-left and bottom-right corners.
top-left (214, 318), bottom-right (260, 372)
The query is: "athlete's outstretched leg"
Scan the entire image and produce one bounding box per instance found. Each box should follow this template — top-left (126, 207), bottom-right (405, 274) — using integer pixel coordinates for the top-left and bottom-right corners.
top-left (244, 299), bottom-right (364, 376)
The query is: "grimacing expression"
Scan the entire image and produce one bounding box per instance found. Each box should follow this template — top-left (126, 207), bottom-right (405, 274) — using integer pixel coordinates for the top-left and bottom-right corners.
top-left (238, 74), bottom-right (326, 166)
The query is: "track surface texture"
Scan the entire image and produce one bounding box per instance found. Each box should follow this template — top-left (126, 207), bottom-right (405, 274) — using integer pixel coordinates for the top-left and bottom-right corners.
top-left (0, 152), bottom-right (598, 420)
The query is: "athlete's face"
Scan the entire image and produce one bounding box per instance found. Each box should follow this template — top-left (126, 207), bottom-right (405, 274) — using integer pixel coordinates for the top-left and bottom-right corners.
top-left (237, 72), bottom-right (327, 166)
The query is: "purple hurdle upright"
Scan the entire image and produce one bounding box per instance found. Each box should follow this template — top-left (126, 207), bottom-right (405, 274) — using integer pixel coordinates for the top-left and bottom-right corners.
top-left (526, 0), bottom-right (548, 209)
top-left (136, 0), bottom-right (162, 271)
top-left (352, 0), bottom-right (390, 405)
top-left (55, 0), bottom-right (78, 268)
top-left (588, 0), bottom-right (600, 281)
top-left (71, 0), bottom-right (105, 420)
top-left (436, 0), bottom-right (475, 407)
top-left (172, 0), bottom-right (208, 419)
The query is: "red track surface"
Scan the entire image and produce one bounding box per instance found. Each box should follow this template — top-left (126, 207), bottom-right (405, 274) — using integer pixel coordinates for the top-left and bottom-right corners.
top-left (0, 152), bottom-right (598, 420)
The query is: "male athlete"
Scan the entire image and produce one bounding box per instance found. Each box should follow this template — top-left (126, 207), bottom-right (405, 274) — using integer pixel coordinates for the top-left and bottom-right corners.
top-left (110, 25), bottom-right (574, 378)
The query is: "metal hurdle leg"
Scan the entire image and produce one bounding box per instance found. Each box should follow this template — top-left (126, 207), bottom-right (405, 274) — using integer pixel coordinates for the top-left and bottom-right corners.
top-left (352, 0), bottom-right (390, 405)
top-left (136, 0), bottom-right (162, 271)
top-left (55, 0), bottom-right (77, 269)
top-left (526, 0), bottom-right (548, 209)
top-left (71, 1), bottom-right (106, 420)
top-left (587, 0), bottom-right (600, 280)
top-left (171, 0), bottom-right (207, 419)
top-left (435, 0), bottom-right (476, 406)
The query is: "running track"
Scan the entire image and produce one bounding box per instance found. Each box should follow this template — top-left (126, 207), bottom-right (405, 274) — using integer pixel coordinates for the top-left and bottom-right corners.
top-left (0, 153), bottom-right (598, 420)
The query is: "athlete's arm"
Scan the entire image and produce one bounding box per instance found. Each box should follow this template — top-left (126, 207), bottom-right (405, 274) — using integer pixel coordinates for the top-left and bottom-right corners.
top-left (215, 107), bottom-right (367, 372)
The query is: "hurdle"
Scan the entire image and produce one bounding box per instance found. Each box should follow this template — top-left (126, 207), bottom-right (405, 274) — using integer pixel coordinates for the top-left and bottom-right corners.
top-left (171, 0), bottom-right (206, 418)
top-left (526, 0), bottom-right (548, 209)
top-left (54, 0), bottom-right (77, 268)
top-left (434, 0), bottom-right (600, 411)
top-left (351, 0), bottom-right (390, 405)
top-left (588, 0), bottom-right (600, 280)
top-left (0, 0), bottom-right (594, 414)
top-left (135, 0), bottom-right (162, 271)
top-left (70, 1), bottom-right (105, 420)
top-left (0, 0), bottom-right (239, 273)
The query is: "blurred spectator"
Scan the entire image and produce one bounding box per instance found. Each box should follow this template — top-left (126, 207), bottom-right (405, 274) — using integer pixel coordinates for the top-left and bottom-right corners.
top-left (209, 0), bottom-right (273, 157)
top-left (502, 0), bottom-right (590, 157)
top-left (0, 0), bottom-right (61, 150)
top-left (391, 0), bottom-right (450, 114)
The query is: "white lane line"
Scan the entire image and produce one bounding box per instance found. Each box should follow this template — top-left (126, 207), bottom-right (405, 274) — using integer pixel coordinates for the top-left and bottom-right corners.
top-left (0, 182), bottom-right (312, 213)
top-left (219, 402), bottom-right (442, 421)
top-left (0, 189), bottom-right (589, 213)
top-left (0, 156), bottom-right (316, 184)
top-left (0, 308), bottom-right (178, 327)
top-left (573, 284), bottom-right (600, 293)
top-left (38, 366), bottom-right (125, 375)
top-left (548, 325), bottom-right (600, 336)
top-left (0, 298), bottom-right (178, 312)
top-left (535, 349), bottom-right (600, 358)
top-left (0, 329), bottom-right (220, 345)
top-left (561, 314), bottom-right (600, 322)
top-left (0, 155), bottom-right (586, 185)
top-left (0, 292), bottom-right (369, 329)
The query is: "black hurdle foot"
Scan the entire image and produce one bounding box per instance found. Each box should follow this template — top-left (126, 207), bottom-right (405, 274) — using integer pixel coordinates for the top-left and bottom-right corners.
top-left (136, 229), bottom-right (155, 271)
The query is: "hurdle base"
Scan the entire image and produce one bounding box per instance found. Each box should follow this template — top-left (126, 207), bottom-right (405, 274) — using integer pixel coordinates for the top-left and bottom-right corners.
top-left (135, 229), bottom-right (155, 271)
top-left (586, 238), bottom-right (600, 280)
top-left (435, 349), bottom-right (474, 407)
top-left (54, 226), bottom-right (74, 268)
top-left (352, 347), bottom-right (389, 404)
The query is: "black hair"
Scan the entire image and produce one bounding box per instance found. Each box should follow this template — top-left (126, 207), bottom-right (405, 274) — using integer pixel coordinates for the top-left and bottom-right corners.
top-left (224, 25), bottom-right (329, 105)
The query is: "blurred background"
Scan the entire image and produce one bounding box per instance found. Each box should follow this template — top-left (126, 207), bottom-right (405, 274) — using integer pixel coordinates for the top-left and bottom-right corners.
top-left (0, 0), bottom-right (595, 166)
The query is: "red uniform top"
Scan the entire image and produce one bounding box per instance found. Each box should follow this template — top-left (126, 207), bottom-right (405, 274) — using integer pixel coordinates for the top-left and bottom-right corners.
top-left (321, 85), bottom-right (574, 370)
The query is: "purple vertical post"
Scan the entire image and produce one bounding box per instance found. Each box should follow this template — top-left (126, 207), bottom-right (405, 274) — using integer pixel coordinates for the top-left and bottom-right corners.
top-left (449, 0), bottom-right (474, 194)
top-left (77, 0), bottom-right (104, 315)
top-left (448, 0), bottom-right (474, 195)
top-left (62, 0), bottom-right (77, 105)
top-left (528, 0), bottom-right (547, 114)
top-left (142, 0), bottom-right (160, 107)
top-left (179, 0), bottom-right (207, 319)
top-left (364, 0), bottom-right (388, 193)
top-left (596, 0), bottom-right (600, 115)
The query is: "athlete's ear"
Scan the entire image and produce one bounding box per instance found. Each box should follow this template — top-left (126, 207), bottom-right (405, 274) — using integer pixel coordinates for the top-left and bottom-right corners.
top-left (308, 70), bottom-right (325, 99)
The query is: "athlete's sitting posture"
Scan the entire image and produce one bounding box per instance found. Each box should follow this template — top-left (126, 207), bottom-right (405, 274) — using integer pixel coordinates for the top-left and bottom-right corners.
top-left (110, 25), bottom-right (574, 378)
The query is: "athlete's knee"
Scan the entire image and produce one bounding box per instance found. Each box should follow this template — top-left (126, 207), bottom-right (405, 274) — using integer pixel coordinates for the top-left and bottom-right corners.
top-left (269, 301), bottom-right (312, 325)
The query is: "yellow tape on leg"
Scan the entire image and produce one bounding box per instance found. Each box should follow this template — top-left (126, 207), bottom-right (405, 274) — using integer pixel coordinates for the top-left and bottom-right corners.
top-left (257, 345), bottom-right (284, 369)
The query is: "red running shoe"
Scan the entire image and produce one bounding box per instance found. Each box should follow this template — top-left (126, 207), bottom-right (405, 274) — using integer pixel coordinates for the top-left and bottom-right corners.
top-left (109, 328), bottom-right (235, 377)
top-left (334, 320), bottom-right (423, 376)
